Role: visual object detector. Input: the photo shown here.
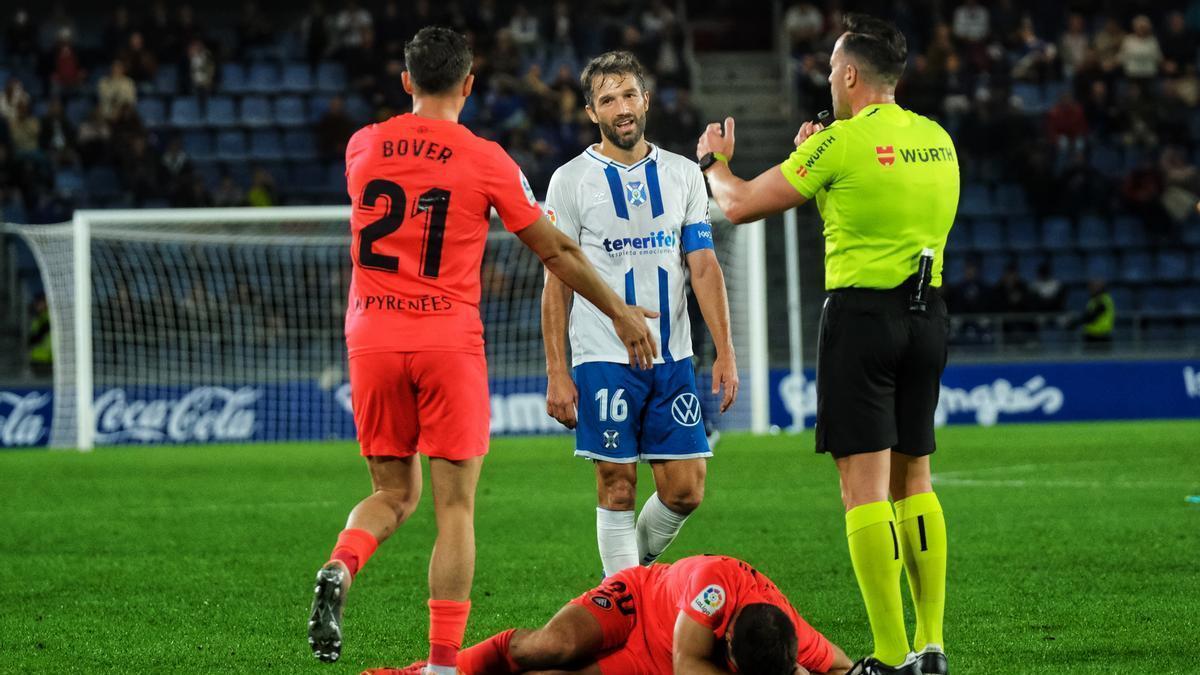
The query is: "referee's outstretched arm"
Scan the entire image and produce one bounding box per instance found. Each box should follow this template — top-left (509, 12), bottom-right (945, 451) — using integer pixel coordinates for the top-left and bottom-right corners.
top-left (695, 115), bottom-right (810, 224)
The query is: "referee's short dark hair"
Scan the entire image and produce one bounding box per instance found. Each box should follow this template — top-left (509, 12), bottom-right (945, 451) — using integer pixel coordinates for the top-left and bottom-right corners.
top-left (404, 26), bottom-right (473, 95)
top-left (729, 603), bottom-right (798, 675)
top-left (580, 51), bottom-right (648, 107)
top-left (841, 13), bottom-right (908, 85)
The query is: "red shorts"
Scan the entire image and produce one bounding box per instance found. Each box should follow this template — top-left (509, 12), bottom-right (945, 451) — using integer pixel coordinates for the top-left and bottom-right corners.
top-left (570, 568), bottom-right (672, 675)
top-left (349, 351), bottom-right (490, 461)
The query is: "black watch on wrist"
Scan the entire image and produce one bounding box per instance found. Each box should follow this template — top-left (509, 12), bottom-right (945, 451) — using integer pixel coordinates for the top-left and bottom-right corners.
top-left (698, 152), bottom-right (722, 173)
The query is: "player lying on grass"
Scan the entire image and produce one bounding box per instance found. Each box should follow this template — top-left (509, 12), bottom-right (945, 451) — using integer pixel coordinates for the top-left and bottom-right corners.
top-left (363, 554), bottom-right (853, 675)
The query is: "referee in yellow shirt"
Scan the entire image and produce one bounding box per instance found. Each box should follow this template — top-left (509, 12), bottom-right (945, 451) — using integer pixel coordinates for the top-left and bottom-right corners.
top-left (696, 13), bottom-right (957, 675)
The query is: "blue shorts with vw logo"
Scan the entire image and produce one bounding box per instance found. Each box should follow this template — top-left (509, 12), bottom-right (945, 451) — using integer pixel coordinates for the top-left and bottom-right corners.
top-left (572, 360), bottom-right (712, 463)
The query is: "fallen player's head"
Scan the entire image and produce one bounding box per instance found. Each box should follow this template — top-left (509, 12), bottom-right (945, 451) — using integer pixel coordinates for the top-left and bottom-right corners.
top-left (403, 26), bottom-right (473, 96)
top-left (727, 603), bottom-right (799, 674)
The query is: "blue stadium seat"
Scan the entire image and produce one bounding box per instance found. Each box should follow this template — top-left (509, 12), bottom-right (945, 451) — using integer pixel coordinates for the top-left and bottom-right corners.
top-left (1156, 251), bottom-right (1189, 282)
top-left (1173, 287), bottom-right (1200, 314)
top-left (1064, 286), bottom-right (1089, 312)
top-left (1077, 216), bottom-right (1111, 250)
top-left (970, 219), bottom-right (1004, 250)
top-left (942, 255), bottom-right (966, 282)
top-left (55, 168), bottom-right (86, 197)
top-left (247, 63), bottom-right (280, 93)
top-left (1052, 252), bottom-right (1084, 283)
top-left (240, 96), bottom-right (272, 127)
top-left (220, 63), bottom-right (248, 93)
top-left (993, 183), bottom-right (1027, 216)
top-left (182, 130), bottom-right (215, 160)
top-left (204, 96), bottom-right (237, 127)
top-left (137, 97), bottom-right (166, 127)
top-left (86, 167), bottom-right (121, 200)
top-left (216, 130), bottom-right (248, 161)
top-left (65, 97), bottom-right (91, 126)
top-left (1016, 253), bottom-right (1039, 280)
top-left (1138, 287), bottom-right (1175, 313)
top-left (1041, 217), bottom-right (1073, 248)
top-left (1084, 251), bottom-right (1116, 280)
top-left (283, 129), bottom-right (318, 160)
top-left (959, 184), bottom-right (991, 217)
top-left (344, 95), bottom-right (371, 122)
top-left (153, 67), bottom-right (178, 95)
top-left (1007, 218), bottom-right (1038, 250)
top-left (1111, 216), bottom-right (1146, 248)
top-left (1192, 251), bottom-right (1200, 277)
top-left (281, 62), bottom-right (313, 93)
top-left (1119, 250), bottom-right (1152, 283)
top-left (1108, 286), bottom-right (1134, 312)
top-left (980, 255), bottom-right (1007, 283)
top-left (315, 62), bottom-right (346, 92)
top-left (1089, 144), bottom-right (1123, 176)
top-left (1012, 82), bottom-right (1044, 112)
top-left (292, 162), bottom-right (325, 194)
top-left (274, 96), bottom-right (307, 126)
top-left (170, 97), bottom-right (204, 128)
top-left (250, 129), bottom-right (286, 160)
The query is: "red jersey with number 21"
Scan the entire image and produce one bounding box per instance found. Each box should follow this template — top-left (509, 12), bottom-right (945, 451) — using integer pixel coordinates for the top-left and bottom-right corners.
top-left (344, 113), bottom-right (543, 357)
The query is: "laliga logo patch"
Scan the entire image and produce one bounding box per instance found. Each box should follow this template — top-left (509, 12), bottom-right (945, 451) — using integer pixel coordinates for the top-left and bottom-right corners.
top-left (671, 393), bottom-right (702, 427)
top-left (591, 595), bottom-right (613, 611)
top-left (625, 181), bottom-right (648, 207)
top-left (691, 585), bottom-right (725, 616)
top-left (545, 207), bottom-right (557, 225)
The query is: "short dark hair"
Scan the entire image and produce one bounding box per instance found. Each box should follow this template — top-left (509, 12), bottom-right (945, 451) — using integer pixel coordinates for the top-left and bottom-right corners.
top-left (403, 26), bottom-right (472, 95)
top-left (730, 603), bottom-right (798, 675)
top-left (841, 13), bottom-right (907, 85)
top-left (579, 51), bottom-right (647, 107)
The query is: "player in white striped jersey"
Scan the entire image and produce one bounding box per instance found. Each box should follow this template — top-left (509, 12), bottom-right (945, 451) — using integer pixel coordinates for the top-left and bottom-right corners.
top-left (542, 51), bottom-right (739, 579)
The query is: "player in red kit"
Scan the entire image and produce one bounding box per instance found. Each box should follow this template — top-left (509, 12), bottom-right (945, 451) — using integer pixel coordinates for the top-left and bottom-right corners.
top-left (308, 27), bottom-right (659, 675)
top-left (363, 554), bottom-right (853, 675)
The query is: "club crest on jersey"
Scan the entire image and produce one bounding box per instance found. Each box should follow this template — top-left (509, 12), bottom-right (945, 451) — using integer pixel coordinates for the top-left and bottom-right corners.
top-left (603, 429), bottom-right (620, 449)
top-left (625, 181), bottom-right (648, 207)
top-left (876, 145), bottom-right (895, 166)
top-left (691, 585), bottom-right (725, 616)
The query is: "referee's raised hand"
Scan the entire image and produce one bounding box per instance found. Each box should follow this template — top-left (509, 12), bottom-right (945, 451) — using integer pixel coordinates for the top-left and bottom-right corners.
top-left (794, 120), bottom-right (826, 146)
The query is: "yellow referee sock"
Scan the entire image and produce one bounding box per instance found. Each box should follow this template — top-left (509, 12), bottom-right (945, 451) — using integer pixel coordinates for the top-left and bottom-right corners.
top-left (846, 501), bottom-right (909, 666)
top-left (895, 492), bottom-right (947, 651)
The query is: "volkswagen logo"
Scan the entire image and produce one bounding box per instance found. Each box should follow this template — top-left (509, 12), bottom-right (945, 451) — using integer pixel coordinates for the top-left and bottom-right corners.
top-left (670, 393), bottom-right (702, 427)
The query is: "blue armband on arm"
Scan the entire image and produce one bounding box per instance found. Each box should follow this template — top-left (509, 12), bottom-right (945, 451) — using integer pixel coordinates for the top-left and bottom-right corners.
top-left (681, 222), bottom-right (715, 253)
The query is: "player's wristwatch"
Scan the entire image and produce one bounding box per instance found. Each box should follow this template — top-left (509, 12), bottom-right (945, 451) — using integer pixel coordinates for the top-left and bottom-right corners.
top-left (698, 152), bottom-right (729, 173)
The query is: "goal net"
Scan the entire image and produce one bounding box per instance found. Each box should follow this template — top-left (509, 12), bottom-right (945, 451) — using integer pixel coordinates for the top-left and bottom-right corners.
top-left (6, 205), bottom-right (764, 450)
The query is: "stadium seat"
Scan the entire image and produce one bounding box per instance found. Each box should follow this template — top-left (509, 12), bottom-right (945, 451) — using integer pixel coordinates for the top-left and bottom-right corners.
top-left (137, 97), bottom-right (166, 127)
top-left (993, 183), bottom-right (1028, 216)
top-left (1064, 286), bottom-right (1089, 312)
top-left (1192, 251), bottom-right (1200, 277)
top-left (55, 168), bottom-right (86, 198)
top-left (247, 62), bottom-right (280, 93)
top-left (1089, 144), bottom-right (1123, 176)
top-left (291, 162), bottom-right (325, 194)
top-left (1173, 286), bottom-right (1199, 314)
top-left (1012, 82), bottom-right (1044, 112)
top-left (1007, 218), bottom-right (1039, 250)
top-left (1155, 251), bottom-right (1189, 282)
top-left (1015, 253), bottom-right (1039, 280)
top-left (1041, 217), bottom-right (1073, 248)
top-left (315, 62), bottom-right (346, 92)
top-left (283, 130), bottom-right (318, 160)
top-left (1084, 251), bottom-right (1116, 280)
top-left (970, 219), bottom-right (1004, 250)
top-left (85, 167), bottom-right (121, 201)
top-left (1144, 319), bottom-right (1181, 343)
top-left (220, 63), bottom-right (248, 94)
top-left (65, 97), bottom-right (91, 126)
top-left (153, 68), bottom-right (178, 95)
top-left (170, 97), bottom-right (204, 128)
top-left (981, 254), bottom-right (1008, 283)
top-left (274, 96), bottom-right (307, 126)
top-left (959, 183), bottom-right (991, 217)
top-left (942, 254), bottom-right (966, 282)
top-left (1139, 287), bottom-right (1175, 313)
top-left (240, 96), bottom-right (272, 127)
top-left (1077, 216), bottom-right (1111, 250)
top-left (1108, 285), bottom-right (1134, 312)
top-left (204, 96), bottom-right (237, 127)
top-left (250, 129), bottom-right (286, 160)
top-left (1119, 251), bottom-right (1152, 283)
top-left (1111, 216), bottom-right (1147, 248)
top-left (216, 130), bottom-right (248, 161)
top-left (282, 62), bottom-right (313, 93)
top-left (1052, 252), bottom-right (1085, 283)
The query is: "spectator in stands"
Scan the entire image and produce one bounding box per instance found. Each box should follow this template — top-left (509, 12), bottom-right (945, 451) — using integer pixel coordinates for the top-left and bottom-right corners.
top-left (1011, 16), bottom-right (1057, 83)
top-left (172, 173), bottom-right (211, 207)
top-left (653, 87), bottom-right (702, 156)
top-left (237, 2), bottom-right (273, 58)
top-left (332, 0), bottom-right (372, 58)
top-left (784, 2), bottom-right (823, 52)
top-left (300, 1), bottom-right (332, 65)
top-left (186, 39), bottom-right (216, 97)
top-left (104, 6), bottom-right (135, 60)
top-left (5, 9), bottom-right (39, 63)
top-left (993, 262), bottom-right (1038, 344)
top-left (76, 106), bottom-right (111, 166)
top-left (117, 135), bottom-right (160, 205)
top-left (1122, 155), bottom-right (1173, 241)
top-left (1117, 15), bottom-right (1163, 81)
top-left (142, 1), bottom-right (174, 61)
top-left (43, 4), bottom-right (76, 49)
top-left (1030, 262), bottom-right (1065, 312)
top-left (374, 59), bottom-right (412, 115)
top-left (375, 0), bottom-right (406, 58)
top-left (1119, 81), bottom-right (1159, 148)
top-left (7, 99), bottom-right (40, 156)
top-left (27, 293), bottom-right (51, 377)
top-left (97, 60), bottom-right (137, 122)
top-left (953, 0), bottom-right (990, 71)
top-left (1, 78), bottom-right (31, 124)
top-left (1057, 149), bottom-right (1109, 216)
top-left (946, 258), bottom-right (990, 315)
top-left (1093, 18), bottom-right (1125, 73)
top-left (315, 95), bottom-right (356, 161)
top-left (1046, 91), bottom-right (1087, 154)
top-left (119, 32), bottom-right (159, 84)
top-left (173, 5), bottom-right (206, 62)
top-left (1160, 146), bottom-right (1200, 225)
top-left (46, 27), bottom-right (85, 95)
top-left (247, 167), bottom-right (277, 207)
top-left (160, 135), bottom-right (191, 191)
top-left (213, 172), bottom-right (244, 207)
top-left (1078, 279), bottom-right (1115, 349)
top-left (344, 27), bottom-right (381, 95)
top-left (1160, 12), bottom-right (1195, 76)
top-left (508, 4), bottom-right (540, 56)
top-left (109, 103), bottom-right (146, 155)
top-left (491, 28), bottom-right (523, 80)
top-left (1059, 13), bottom-right (1090, 77)
top-left (38, 98), bottom-right (77, 167)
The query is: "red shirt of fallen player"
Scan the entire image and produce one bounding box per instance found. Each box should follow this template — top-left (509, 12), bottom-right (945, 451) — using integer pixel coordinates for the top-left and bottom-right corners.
top-left (343, 113), bottom-right (543, 459)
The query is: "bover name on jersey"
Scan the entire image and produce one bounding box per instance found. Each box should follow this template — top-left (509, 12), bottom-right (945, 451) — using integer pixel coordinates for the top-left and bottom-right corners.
top-left (380, 138), bottom-right (454, 164)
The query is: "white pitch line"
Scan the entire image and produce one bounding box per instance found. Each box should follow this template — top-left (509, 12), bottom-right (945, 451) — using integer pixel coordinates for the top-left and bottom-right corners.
top-left (11, 500), bottom-right (339, 518)
top-left (932, 476), bottom-right (1197, 490)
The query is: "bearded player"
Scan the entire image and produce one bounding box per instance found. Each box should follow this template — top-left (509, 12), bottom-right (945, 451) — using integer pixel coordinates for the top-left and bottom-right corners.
top-left (365, 554), bottom-right (853, 675)
top-left (542, 51), bottom-right (738, 580)
top-left (307, 27), bottom-right (659, 674)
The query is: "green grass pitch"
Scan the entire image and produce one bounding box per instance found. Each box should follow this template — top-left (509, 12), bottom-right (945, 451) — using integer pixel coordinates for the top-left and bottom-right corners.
top-left (2, 421), bottom-right (1198, 673)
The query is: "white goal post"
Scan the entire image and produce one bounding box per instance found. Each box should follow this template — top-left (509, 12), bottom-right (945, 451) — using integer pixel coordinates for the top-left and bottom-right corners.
top-left (6, 205), bottom-right (770, 450)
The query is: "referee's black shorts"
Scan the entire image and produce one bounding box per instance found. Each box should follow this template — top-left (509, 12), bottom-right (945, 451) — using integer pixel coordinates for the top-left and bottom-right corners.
top-left (815, 281), bottom-right (948, 458)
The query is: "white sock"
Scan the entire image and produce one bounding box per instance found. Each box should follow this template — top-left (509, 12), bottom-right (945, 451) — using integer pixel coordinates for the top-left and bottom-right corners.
top-left (596, 507), bottom-right (638, 577)
top-left (424, 666), bottom-right (457, 675)
top-left (636, 492), bottom-right (690, 565)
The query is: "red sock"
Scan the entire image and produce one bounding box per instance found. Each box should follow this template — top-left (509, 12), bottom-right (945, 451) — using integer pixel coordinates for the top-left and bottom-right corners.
top-left (428, 599), bottom-right (472, 668)
top-left (456, 629), bottom-right (521, 674)
top-left (328, 528), bottom-right (378, 579)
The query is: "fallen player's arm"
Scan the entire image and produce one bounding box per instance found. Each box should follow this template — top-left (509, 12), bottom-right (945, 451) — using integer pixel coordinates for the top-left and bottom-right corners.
top-left (812, 643), bottom-right (853, 675)
top-left (672, 613), bottom-right (728, 674)
top-left (705, 161), bottom-right (808, 225)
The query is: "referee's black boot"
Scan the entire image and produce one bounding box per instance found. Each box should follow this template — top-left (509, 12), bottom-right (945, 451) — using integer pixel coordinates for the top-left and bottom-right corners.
top-left (847, 653), bottom-right (922, 675)
top-left (308, 562), bottom-right (349, 663)
top-left (917, 645), bottom-right (948, 674)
